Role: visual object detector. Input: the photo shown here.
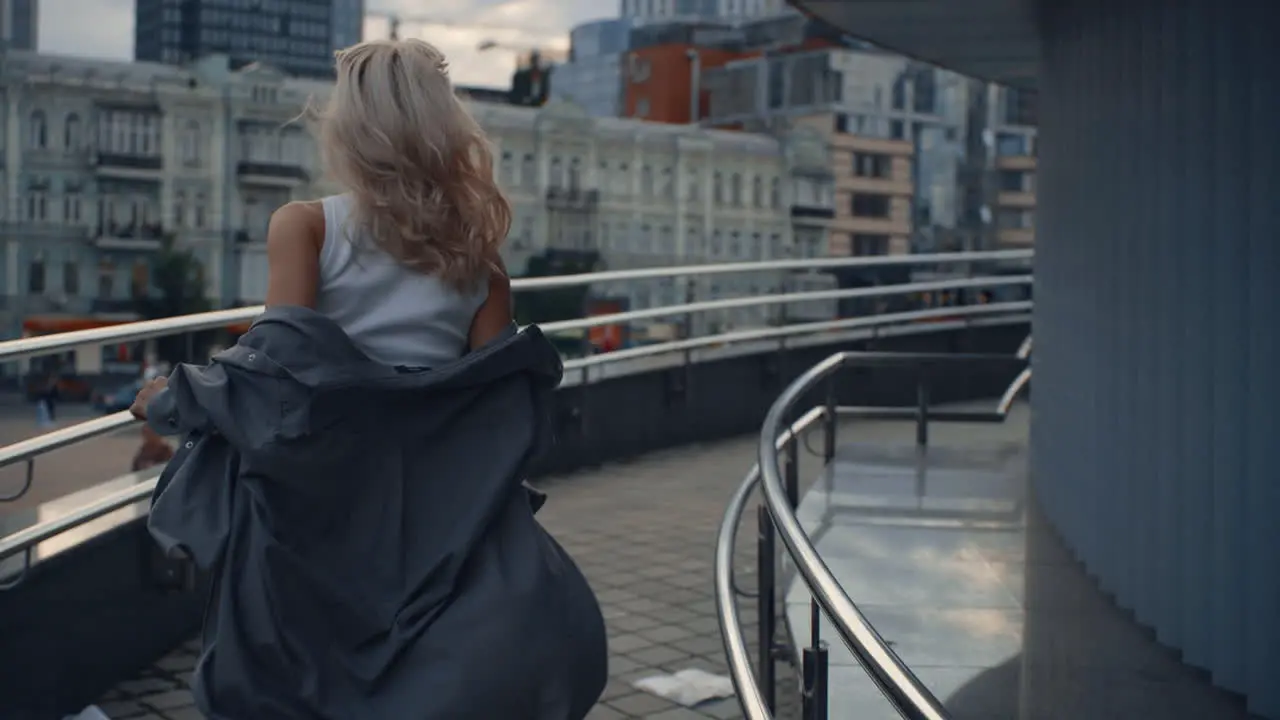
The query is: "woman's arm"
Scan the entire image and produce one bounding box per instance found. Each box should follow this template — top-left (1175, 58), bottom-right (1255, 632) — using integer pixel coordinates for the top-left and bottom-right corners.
top-left (264, 201), bottom-right (325, 309)
top-left (467, 263), bottom-right (514, 351)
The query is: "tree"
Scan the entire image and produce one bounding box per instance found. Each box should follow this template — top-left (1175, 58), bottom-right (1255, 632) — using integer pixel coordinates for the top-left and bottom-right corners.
top-left (134, 234), bottom-right (216, 365)
top-left (514, 249), bottom-right (600, 356)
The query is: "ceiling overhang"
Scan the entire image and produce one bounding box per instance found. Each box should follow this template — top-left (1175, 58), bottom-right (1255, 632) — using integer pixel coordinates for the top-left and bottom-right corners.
top-left (793, 0), bottom-right (1041, 90)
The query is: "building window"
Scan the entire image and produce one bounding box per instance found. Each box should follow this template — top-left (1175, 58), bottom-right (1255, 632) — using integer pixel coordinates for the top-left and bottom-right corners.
top-left (28, 257), bottom-right (45, 293)
top-left (751, 176), bottom-right (763, 208)
top-left (712, 172), bottom-right (723, 204)
top-left (730, 174), bottom-right (743, 206)
top-left (998, 170), bottom-right (1027, 192)
top-left (64, 193), bottom-right (82, 224)
top-left (26, 193), bottom-right (47, 222)
top-left (64, 114), bottom-right (81, 150)
top-left (97, 260), bottom-right (115, 299)
top-left (131, 260), bottom-right (149, 298)
top-left (852, 234), bottom-right (889, 256)
top-left (851, 193), bottom-right (890, 218)
top-left (640, 165), bottom-right (654, 196)
top-left (520, 154), bottom-right (535, 186)
top-left (635, 97), bottom-right (650, 118)
top-left (995, 133), bottom-right (1030, 157)
top-left (568, 158), bottom-right (581, 191)
top-left (28, 110), bottom-right (47, 149)
top-left (173, 192), bottom-right (186, 229)
top-left (193, 194), bottom-right (207, 228)
top-left (853, 153), bottom-right (890, 178)
top-left (63, 261), bottom-right (79, 295)
top-left (181, 120), bottom-right (202, 166)
top-left (500, 151), bottom-right (514, 185)
top-left (549, 157), bottom-right (564, 189)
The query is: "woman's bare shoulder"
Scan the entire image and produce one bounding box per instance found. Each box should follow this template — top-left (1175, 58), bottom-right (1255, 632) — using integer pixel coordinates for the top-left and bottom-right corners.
top-left (269, 201), bottom-right (325, 249)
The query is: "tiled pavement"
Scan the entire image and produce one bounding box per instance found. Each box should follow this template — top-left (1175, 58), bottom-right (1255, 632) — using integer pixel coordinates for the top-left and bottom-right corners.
top-left (95, 420), bottom-right (918, 720)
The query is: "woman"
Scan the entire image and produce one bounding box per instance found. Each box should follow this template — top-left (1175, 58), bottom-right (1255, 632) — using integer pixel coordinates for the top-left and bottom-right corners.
top-left (131, 39), bottom-right (606, 719)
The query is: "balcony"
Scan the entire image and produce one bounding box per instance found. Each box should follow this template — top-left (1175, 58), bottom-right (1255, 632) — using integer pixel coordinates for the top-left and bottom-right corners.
top-left (236, 161), bottom-right (310, 187)
top-left (94, 222), bottom-right (165, 252)
top-left (92, 152), bottom-right (163, 176)
top-left (997, 227), bottom-right (1035, 247)
top-left (997, 190), bottom-right (1037, 208)
top-left (545, 187), bottom-right (600, 213)
top-left (995, 154), bottom-right (1037, 171)
top-left (790, 205), bottom-right (835, 221)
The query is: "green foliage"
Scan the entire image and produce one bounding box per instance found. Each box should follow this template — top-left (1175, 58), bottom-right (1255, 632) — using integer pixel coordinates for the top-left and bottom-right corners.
top-left (133, 234), bottom-right (217, 364)
top-left (514, 250), bottom-right (600, 356)
top-left (513, 251), bottom-right (599, 326)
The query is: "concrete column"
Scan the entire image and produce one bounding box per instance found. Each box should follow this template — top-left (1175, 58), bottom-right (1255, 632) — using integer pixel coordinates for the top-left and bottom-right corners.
top-left (1033, 0), bottom-right (1280, 715)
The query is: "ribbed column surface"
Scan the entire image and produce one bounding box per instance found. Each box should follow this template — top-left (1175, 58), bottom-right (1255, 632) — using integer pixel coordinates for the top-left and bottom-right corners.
top-left (1032, 0), bottom-right (1280, 716)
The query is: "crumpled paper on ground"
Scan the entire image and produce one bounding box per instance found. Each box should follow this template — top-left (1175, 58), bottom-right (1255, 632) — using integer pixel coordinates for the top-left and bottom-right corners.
top-left (632, 667), bottom-right (736, 707)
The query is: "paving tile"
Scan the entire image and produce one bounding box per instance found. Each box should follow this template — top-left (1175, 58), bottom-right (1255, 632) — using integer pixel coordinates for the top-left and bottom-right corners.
top-left (697, 698), bottom-right (746, 719)
top-left (584, 705), bottom-right (628, 720)
top-left (629, 645), bottom-right (693, 667)
top-left (608, 691), bottom-right (679, 715)
top-left (140, 689), bottom-right (194, 710)
top-left (644, 708), bottom-right (711, 720)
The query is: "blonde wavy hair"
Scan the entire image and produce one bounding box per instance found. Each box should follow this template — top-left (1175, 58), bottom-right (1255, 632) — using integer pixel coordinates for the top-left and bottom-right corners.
top-left (311, 39), bottom-right (510, 291)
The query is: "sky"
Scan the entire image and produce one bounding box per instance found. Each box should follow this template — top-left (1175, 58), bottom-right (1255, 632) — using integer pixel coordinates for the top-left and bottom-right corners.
top-left (37, 0), bottom-right (612, 87)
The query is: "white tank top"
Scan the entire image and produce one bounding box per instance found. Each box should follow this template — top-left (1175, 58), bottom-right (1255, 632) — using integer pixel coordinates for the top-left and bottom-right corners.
top-left (315, 194), bottom-right (488, 368)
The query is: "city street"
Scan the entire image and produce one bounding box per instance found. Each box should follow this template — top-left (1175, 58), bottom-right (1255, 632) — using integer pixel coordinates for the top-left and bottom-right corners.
top-left (0, 398), bottom-right (148, 515)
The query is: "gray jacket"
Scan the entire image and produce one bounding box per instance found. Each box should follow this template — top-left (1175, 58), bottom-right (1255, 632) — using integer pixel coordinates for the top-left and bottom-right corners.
top-left (146, 306), bottom-right (607, 720)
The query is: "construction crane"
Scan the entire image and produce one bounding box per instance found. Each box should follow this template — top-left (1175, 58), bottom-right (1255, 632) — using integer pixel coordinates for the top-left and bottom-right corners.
top-left (364, 10), bottom-right (559, 42)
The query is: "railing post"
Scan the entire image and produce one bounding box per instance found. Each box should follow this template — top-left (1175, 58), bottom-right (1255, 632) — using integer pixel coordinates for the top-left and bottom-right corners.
top-left (915, 366), bottom-right (930, 448)
top-left (682, 277), bottom-right (696, 341)
top-left (756, 504), bottom-right (777, 712)
top-left (822, 378), bottom-right (837, 464)
top-left (801, 599), bottom-right (830, 720)
top-left (785, 431), bottom-right (799, 510)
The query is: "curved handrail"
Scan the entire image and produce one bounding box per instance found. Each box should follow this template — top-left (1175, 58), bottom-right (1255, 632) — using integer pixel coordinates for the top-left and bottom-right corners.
top-left (716, 406), bottom-right (827, 719)
top-left (0, 305), bottom-right (1032, 574)
top-left (757, 353), bottom-right (950, 720)
top-left (0, 251), bottom-right (1031, 364)
top-left (540, 275), bottom-right (1029, 334)
top-left (996, 368), bottom-right (1032, 415)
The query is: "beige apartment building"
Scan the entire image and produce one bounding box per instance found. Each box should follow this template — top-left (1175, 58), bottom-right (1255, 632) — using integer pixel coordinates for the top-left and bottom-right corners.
top-left (794, 113), bottom-right (914, 257)
top-left (989, 85), bottom-right (1038, 249)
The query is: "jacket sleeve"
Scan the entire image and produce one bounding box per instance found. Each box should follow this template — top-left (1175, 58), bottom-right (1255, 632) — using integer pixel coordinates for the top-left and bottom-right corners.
top-left (144, 356), bottom-right (299, 455)
top-left (144, 361), bottom-right (224, 435)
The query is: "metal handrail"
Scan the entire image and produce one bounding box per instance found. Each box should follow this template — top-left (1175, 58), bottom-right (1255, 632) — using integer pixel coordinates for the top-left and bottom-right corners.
top-left (564, 301), bottom-right (1030, 370)
top-left (0, 478), bottom-right (157, 567)
top-left (997, 368), bottom-right (1032, 415)
top-left (0, 303), bottom-right (1032, 578)
top-left (540, 274), bottom-right (1029, 334)
top-left (716, 406), bottom-right (827, 720)
top-left (0, 251), bottom-right (1031, 364)
top-left (758, 354), bottom-right (953, 720)
top-left (510, 249), bottom-right (1032, 291)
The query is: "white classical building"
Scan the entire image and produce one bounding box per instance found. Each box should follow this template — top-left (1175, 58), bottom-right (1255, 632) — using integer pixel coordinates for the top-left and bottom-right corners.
top-left (472, 100), bottom-right (831, 332)
top-left (0, 51), bottom-right (834, 361)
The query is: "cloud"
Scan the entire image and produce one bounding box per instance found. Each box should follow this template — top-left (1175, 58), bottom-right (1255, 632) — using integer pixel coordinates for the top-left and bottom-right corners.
top-left (37, 0), bottom-right (614, 87)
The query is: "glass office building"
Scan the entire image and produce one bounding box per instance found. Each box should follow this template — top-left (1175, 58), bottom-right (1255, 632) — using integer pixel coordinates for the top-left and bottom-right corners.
top-left (134, 0), bottom-right (363, 78)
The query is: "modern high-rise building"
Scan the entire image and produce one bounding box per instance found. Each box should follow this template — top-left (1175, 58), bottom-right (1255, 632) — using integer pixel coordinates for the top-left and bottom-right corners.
top-left (133, 0), bottom-right (364, 78)
top-left (620, 0), bottom-right (788, 25)
top-left (0, 0), bottom-right (38, 50)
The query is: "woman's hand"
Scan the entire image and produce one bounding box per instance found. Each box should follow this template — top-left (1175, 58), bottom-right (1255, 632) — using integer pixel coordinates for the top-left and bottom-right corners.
top-left (130, 377), bottom-right (169, 421)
